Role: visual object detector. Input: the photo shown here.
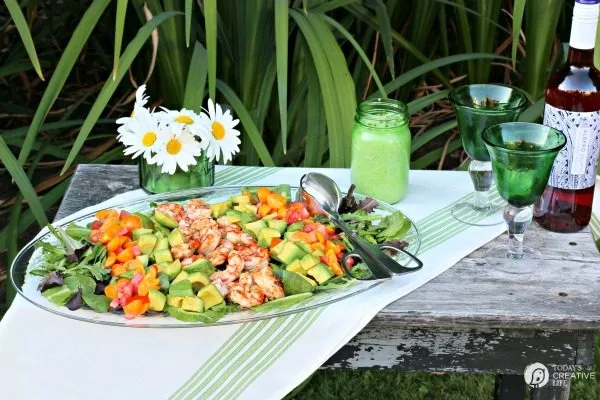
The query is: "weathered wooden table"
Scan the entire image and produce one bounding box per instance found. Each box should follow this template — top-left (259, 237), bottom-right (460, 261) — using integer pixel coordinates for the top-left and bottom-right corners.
top-left (58, 164), bottom-right (600, 400)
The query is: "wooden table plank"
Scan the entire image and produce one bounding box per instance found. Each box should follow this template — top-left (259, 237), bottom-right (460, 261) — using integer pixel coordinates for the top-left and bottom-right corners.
top-left (56, 164), bottom-right (600, 331)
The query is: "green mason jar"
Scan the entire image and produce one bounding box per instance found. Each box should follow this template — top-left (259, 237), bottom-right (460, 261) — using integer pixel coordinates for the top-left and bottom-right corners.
top-left (350, 98), bottom-right (411, 204)
top-left (139, 153), bottom-right (215, 193)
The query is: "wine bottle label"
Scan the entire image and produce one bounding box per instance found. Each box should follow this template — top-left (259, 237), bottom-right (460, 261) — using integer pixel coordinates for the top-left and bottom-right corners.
top-left (544, 103), bottom-right (600, 190)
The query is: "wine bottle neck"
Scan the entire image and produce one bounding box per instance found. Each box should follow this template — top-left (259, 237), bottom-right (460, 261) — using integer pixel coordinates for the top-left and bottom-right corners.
top-left (569, 2), bottom-right (599, 51)
top-left (567, 47), bottom-right (595, 66)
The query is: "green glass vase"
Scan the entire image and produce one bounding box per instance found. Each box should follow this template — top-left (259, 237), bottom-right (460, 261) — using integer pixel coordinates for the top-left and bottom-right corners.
top-left (139, 153), bottom-right (214, 193)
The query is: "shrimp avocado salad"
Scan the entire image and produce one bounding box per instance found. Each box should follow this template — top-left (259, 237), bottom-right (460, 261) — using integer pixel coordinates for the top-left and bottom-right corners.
top-left (30, 185), bottom-right (411, 323)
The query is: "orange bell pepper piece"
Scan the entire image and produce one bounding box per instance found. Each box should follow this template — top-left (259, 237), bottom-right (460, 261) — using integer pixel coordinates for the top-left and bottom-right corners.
top-left (311, 242), bottom-right (326, 252)
top-left (123, 298), bottom-right (149, 316)
top-left (316, 231), bottom-right (325, 244)
top-left (111, 264), bottom-right (127, 276)
top-left (329, 258), bottom-right (344, 276)
top-left (104, 252), bottom-right (117, 268)
top-left (96, 209), bottom-right (119, 221)
top-left (121, 215), bottom-right (142, 232)
top-left (117, 247), bottom-right (136, 263)
top-left (257, 203), bottom-right (271, 218)
top-left (123, 259), bottom-right (145, 275)
top-left (104, 284), bottom-right (118, 299)
top-left (257, 187), bottom-right (271, 203)
top-left (277, 207), bottom-right (288, 218)
top-left (266, 193), bottom-right (286, 209)
top-left (270, 237), bottom-right (283, 248)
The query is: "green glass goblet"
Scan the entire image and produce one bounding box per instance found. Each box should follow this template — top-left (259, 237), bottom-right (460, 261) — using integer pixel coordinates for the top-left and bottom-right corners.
top-left (482, 122), bottom-right (567, 274)
top-left (449, 84), bottom-right (528, 226)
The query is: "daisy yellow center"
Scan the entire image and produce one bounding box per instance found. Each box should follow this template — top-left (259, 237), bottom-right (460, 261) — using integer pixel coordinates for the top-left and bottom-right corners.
top-left (175, 115), bottom-right (194, 124)
top-left (212, 121), bottom-right (226, 140)
top-left (166, 138), bottom-right (182, 155)
top-left (142, 131), bottom-right (157, 147)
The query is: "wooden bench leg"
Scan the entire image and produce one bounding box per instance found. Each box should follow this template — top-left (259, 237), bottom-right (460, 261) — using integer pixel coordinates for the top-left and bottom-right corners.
top-left (530, 382), bottom-right (570, 400)
top-left (495, 374), bottom-right (526, 400)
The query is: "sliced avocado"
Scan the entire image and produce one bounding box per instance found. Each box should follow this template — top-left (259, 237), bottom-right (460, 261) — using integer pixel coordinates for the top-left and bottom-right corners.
top-left (287, 221), bottom-right (304, 232)
top-left (273, 241), bottom-right (306, 264)
top-left (133, 212), bottom-right (154, 229)
top-left (286, 259), bottom-right (306, 275)
top-left (257, 237), bottom-right (271, 248)
top-left (159, 260), bottom-right (182, 280)
top-left (244, 220), bottom-right (266, 238)
top-left (300, 253), bottom-right (320, 271)
top-left (258, 228), bottom-right (281, 243)
top-left (158, 272), bottom-right (171, 290)
top-left (153, 237), bottom-right (169, 252)
top-left (197, 284), bottom-right (224, 310)
top-left (148, 288), bottom-right (166, 311)
top-left (42, 285), bottom-right (73, 306)
top-left (184, 258), bottom-right (215, 276)
top-left (266, 219), bottom-right (287, 234)
top-left (210, 200), bottom-right (232, 218)
top-left (172, 270), bottom-right (189, 284)
top-left (153, 210), bottom-right (178, 229)
top-left (312, 249), bottom-right (325, 257)
top-left (136, 254), bottom-right (149, 267)
top-left (166, 295), bottom-right (184, 308)
top-left (188, 272), bottom-right (211, 291)
top-left (181, 296), bottom-right (204, 312)
top-left (307, 263), bottom-right (334, 284)
top-left (153, 248), bottom-right (173, 264)
top-left (262, 212), bottom-right (278, 220)
top-left (234, 204), bottom-right (258, 216)
top-left (280, 270), bottom-right (315, 295)
top-left (152, 220), bottom-right (170, 236)
top-left (168, 228), bottom-right (185, 247)
top-left (231, 195), bottom-right (251, 204)
top-left (165, 306), bottom-right (205, 322)
top-left (138, 234), bottom-right (158, 255)
top-left (169, 279), bottom-right (194, 297)
top-left (295, 241), bottom-right (312, 255)
top-left (225, 210), bottom-right (256, 224)
top-left (270, 239), bottom-right (288, 258)
top-left (132, 228), bottom-right (154, 241)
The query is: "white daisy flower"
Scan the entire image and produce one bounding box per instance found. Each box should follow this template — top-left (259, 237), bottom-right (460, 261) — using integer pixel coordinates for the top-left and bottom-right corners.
top-left (156, 107), bottom-right (204, 137)
top-left (116, 84), bottom-right (151, 137)
top-left (134, 84), bottom-right (149, 110)
top-left (118, 107), bottom-right (162, 162)
top-left (151, 127), bottom-right (203, 175)
top-left (197, 99), bottom-right (241, 164)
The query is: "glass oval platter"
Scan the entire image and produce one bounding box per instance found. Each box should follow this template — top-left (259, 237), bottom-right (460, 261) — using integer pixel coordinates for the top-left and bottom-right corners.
top-left (11, 186), bottom-right (421, 328)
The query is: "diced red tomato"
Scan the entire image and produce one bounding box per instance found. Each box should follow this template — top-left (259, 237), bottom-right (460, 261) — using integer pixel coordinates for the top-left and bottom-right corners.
top-left (91, 220), bottom-right (102, 230)
top-left (286, 202), bottom-right (310, 224)
top-left (119, 210), bottom-right (131, 220)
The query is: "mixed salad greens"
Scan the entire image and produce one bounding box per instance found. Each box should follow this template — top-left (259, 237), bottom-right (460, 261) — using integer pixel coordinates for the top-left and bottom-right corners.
top-left (29, 185), bottom-right (411, 323)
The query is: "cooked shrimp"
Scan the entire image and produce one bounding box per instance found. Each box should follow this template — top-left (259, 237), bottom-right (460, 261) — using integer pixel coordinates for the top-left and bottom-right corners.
top-left (212, 278), bottom-right (230, 296)
top-left (211, 251), bottom-right (244, 282)
top-left (216, 215), bottom-right (236, 228)
top-left (187, 199), bottom-right (212, 219)
top-left (252, 267), bottom-right (285, 300)
top-left (207, 241), bottom-right (234, 266)
top-left (156, 203), bottom-right (185, 222)
top-left (224, 230), bottom-right (254, 245)
top-left (227, 272), bottom-right (265, 308)
top-left (243, 256), bottom-right (269, 271)
top-left (171, 243), bottom-right (194, 260)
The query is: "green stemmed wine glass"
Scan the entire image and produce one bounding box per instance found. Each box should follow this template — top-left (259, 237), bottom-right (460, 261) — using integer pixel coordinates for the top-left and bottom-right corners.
top-left (482, 122), bottom-right (567, 274)
top-left (449, 84), bottom-right (529, 226)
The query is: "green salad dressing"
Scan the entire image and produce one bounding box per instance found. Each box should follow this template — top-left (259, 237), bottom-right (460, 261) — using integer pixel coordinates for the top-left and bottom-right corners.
top-left (351, 99), bottom-right (411, 204)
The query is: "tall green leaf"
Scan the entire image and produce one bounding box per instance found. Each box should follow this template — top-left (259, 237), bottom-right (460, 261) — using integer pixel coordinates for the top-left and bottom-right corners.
top-left (512, 0), bottom-right (526, 67)
top-left (411, 119), bottom-right (457, 153)
top-left (17, 0), bottom-right (111, 166)
top-left (367, 0), bottom-right (395, 78)
top-left (374, 53), bottom-right (508, 96)
top-left (216, 80), bottom-right (275, 166)
top-left (321, 14), bottom-right (387, 97)
top-left (5, 0), bottom-right (44, 80)
top-left (275, 0), bottom-right (289, 153)
top-left (205, 0), bottom-right (218, 100)
top-left (182, 42), bottom-right (208, 112)
top-left (113, 0), bottom-right (128, 79)
top-left (185, 0), bottom-right (193, 47)
top-left (62, 11), bottom-right (182, 174)
top-left (407, 90), bottom-right (449, 115)
top-left (518, 97), bottom-right (545, 122)
top-left (522, 0), bottom-right (564, 99)
top-left (0, 137), bottom-right (48, 227)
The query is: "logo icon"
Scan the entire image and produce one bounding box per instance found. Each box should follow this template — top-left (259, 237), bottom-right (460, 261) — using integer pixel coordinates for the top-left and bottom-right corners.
top-left (524, 362), bottom-right (549, 388)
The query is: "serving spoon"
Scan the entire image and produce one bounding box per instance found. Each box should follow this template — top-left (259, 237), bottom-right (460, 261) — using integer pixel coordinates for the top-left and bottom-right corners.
top-left (299, 173), bottom-right (423, 280)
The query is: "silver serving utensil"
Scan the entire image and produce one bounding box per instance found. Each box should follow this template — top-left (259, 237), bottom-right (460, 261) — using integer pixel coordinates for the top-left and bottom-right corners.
top-left (300, 173), bottom-right (423, 280)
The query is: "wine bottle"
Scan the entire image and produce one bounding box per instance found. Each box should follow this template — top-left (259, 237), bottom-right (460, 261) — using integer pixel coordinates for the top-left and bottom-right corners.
top-left (534, 0), bottom-right (600, 232)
